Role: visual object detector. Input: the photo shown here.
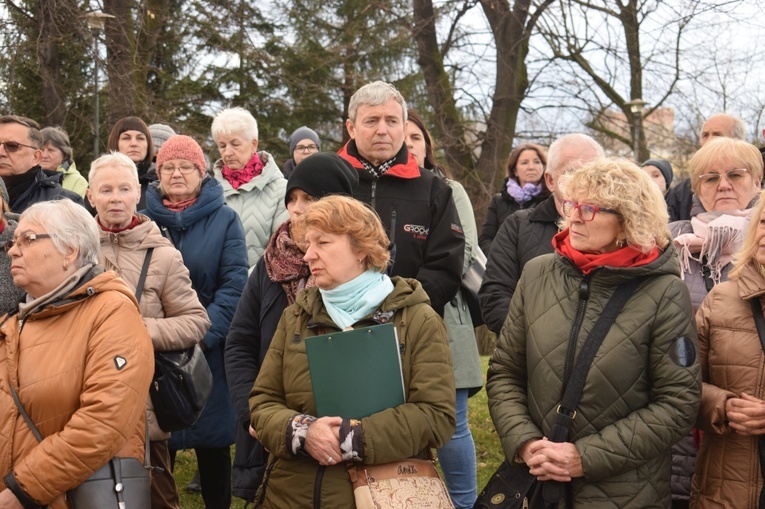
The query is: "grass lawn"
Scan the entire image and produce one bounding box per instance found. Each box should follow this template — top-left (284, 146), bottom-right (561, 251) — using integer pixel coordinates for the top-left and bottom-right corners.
top-left (174, 355), bottom-right (503, 508)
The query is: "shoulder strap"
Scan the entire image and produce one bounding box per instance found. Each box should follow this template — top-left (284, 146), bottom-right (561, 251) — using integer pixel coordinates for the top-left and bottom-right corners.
top-left (549, 277), bottom-right (644, 442)
top-left (749, 298), bottom-right (765, 353)
top-left (134, 248), bottom-right (154, 303)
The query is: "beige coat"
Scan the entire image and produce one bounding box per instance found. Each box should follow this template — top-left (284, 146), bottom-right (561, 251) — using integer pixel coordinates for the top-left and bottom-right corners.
top-left (692, 261), bottom-right (765, 508)
top-left (98, 214), bottom-right (210, 439)
top-left (0, 270), bottom-right (154, 508)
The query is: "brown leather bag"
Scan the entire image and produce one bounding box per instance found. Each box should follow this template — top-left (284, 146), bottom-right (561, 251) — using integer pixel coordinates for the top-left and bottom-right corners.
top-left (347, 458), bottom-right (454, 508)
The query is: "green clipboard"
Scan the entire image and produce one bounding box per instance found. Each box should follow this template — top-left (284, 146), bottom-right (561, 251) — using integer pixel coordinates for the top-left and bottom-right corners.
top-left (305, 323), bottom-right (405, 419)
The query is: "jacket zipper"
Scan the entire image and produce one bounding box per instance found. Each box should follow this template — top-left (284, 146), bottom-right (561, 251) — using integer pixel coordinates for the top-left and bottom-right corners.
top-left (371, 179), bottom-right (377, 209)
top-left (563, 274), bottom-right (591, 386)
top-left (389, 208), bottom-right (397, 245)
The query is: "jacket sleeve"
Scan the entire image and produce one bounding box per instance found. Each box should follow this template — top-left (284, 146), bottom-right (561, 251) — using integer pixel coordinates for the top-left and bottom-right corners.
top-left (694, 288), bottom-right (737, 434)
top-left (202, 213), bottom-right (248, 350)
top-left (249, 311), bottom-right (301, 459)
top-left (415, 178), bottom-right (464, 316)
top-left (13, 293), bottom-right (153, 504)
top-left (479, 213), bottom-right (522, 334)
top-left (226, 262), bottom-right (264, 430)
top-left (486, 271), bottom-right (544, 462)
top-left (144, 248), bottom-right (211, 351)
top-left (478, 195), bottom-right (500, 255)
top-left (359, 306), bottom-right (456, 464)
top-left (574, 278), bottom-right (701, 481)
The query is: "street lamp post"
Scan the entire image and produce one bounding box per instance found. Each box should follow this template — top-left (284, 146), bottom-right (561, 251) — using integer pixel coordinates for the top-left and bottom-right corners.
top-left (85, 11), bottom-right (114, 158)
top-left (625, 98), bottom-right (647, 162)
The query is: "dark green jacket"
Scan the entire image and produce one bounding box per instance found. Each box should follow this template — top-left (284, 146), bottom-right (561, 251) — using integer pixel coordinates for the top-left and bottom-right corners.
top-left (250, 276), bottom-right (456, 508)
top-left (487, 245), bottom-right (701, 508)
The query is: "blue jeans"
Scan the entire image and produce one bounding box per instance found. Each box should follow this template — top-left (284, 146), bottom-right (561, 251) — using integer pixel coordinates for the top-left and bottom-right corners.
top-left (438, 388), bottom-right (477, 508)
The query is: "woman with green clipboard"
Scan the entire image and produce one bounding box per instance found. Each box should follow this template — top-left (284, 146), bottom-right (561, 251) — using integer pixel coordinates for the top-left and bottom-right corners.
top-left (250, 195), bottom-right (456, 508)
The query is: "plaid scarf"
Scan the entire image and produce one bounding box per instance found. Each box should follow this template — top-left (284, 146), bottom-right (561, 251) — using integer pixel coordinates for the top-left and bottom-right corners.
top-left (264, 220), bottom-right (314, 304)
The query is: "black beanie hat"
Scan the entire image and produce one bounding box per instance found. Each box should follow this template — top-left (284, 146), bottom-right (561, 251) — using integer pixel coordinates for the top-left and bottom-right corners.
top-left (285, 153), bottom-right (359, 207)
top-left (642, 158), bottom-right (673, 189)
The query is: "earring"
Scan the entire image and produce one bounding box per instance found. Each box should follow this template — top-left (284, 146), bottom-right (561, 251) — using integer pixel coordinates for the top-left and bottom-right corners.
top-left (63, 262), bottom-right (69, 271)
top-left (618, 239), bottom-right (626, 248)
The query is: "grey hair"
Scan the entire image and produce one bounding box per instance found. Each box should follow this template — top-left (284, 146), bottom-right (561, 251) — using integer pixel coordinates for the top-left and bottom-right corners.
top-left (348, 81), bottom-right (407, 124)
top-left (41, 127), bottom-right (73, 164)
top-left (89, 151), bottom-right (139, 186)
top-left (211, 107), bottom-right (258, 143)
top-left (710, 113), bottom-right (747, 141)
top-left (0, 115), bottom-right (43, 148)
top-left (546, 133), bottom-right (605, 175)
top-left (20, 200), bottom-right (100, 268)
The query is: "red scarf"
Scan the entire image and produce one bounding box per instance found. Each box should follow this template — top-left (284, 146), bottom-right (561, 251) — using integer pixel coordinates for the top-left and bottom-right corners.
top-left (0, 220), bottom-right (6, 235)
top-left (98, 215), bottom-right (140, 233)
top-left (552, 229), bottom-right (660, 274)
top-left (162, 197), bottom-right (197, 212)
top-left (221, 153), bottom-right (265, 190)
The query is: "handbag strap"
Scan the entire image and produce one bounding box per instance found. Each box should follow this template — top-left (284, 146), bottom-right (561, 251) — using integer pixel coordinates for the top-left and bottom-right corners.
top-left (748, 298), bottom-right (765, 509)
top-left (133, 248), bottom-right (154, 304)
top-left (549, 277), bottom-right (644, 442)
top-left (9, 376), bottom-right (151, 470)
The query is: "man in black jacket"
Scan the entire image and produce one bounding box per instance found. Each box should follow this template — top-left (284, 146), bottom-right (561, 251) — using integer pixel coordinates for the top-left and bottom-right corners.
top-left (338, 81), bottom-right (464, 315)
top-left (0, 116), bottom-right (83, 213)
top-left (479, 133), bottom-right (604, 334)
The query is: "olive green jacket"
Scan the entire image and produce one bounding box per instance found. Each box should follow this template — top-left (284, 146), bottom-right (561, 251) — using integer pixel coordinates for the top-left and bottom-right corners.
top-left (487, 245), bottom-right (701, 508)
top-left (250, 276), bottom-right (456, 508)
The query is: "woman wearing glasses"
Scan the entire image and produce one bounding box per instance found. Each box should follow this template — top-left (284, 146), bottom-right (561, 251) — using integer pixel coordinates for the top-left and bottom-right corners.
top-left (668, 137), bottom-right (763, 508)
top-left (0, 199), bottom-right (153, 509)
top-left (211, 108), bottom-right (288, 270)
top-left (145, 135), bottom-right (248, 509)
top-left (281, 126), bottom-right (321, 178)
top-left (487, 159), bottom-right (700, 508)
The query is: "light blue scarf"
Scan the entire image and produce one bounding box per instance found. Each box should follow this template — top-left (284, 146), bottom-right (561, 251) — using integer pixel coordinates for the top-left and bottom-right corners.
top-left (320, 271), bottom-right (394, 329)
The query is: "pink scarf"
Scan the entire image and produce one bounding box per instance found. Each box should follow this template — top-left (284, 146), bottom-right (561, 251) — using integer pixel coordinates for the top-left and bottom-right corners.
top-left (221, 153), bottom-right (264, 190)
top-left (264, 221), bottom-right (315, 304)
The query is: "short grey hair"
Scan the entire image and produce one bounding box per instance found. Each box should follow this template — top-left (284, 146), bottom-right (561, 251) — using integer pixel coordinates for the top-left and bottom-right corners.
top-left (89, 151), bottom-right (139, 186)
top-left (211, 107), bottom-right (258, 143)
top-left (0, 115), bottom-right (43, 148)
top-left (546, 133), bottom-right (605, 175)
top-left (20, 200), bottom-right (100, 268)
top-left (348, 81), bottom-right (407, 124)
top-left (705, 113), bottom-right (746, 140)
top-left (41, 126), bottom-right (73, 164)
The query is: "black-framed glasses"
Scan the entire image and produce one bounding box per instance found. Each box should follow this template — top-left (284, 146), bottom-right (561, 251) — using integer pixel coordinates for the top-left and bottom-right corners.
top-left (4, 232), bottom-right (52, 252)
top-left (159, 165), bottom-right (197, 175)
top-left (294, 144), bottom-right (318, 153)
top-left (0, 141), bottom-right (38, 153)
top-left (562, 200), bottom-right (621, 222)
top-left (697, 168), bottom-right (750, 187)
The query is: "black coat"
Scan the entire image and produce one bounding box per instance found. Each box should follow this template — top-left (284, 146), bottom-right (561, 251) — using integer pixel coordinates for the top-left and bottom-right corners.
top-left (224, 255), bottom-right (288, 502)
top-left (479, 194), bottom-right (560, 334)
top-left (7, 167), bottom-right (84, 213)
top-left (478, 177), bottom-right (549, 255)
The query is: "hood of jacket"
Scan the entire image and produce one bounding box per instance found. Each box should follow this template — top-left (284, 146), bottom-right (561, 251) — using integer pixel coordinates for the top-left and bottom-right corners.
top-left (145, 176), bottom-right (225, 229)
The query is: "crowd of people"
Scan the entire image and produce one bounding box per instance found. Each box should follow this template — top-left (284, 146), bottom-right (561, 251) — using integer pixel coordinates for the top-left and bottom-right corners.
top-left (0, 80), bottom-right (760, 509)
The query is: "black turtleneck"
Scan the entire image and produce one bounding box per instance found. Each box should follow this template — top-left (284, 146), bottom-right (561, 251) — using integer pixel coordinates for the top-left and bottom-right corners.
top-left (3, 166), bottom-right (40, 210)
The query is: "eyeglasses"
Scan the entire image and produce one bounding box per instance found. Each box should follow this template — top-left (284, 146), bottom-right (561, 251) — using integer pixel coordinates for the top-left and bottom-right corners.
top-left (562, 200), bottom-right (621, 222)
top-left (4, 232), bottom-right (52, 252)
top-left (159, 165), bottom-right (197, 175)
top-left (294, 144), bottom-right (318, 153)
top-left (0, 141), bottom-right (38, 153)
top-left (697, 168), bottom-right (750, 187)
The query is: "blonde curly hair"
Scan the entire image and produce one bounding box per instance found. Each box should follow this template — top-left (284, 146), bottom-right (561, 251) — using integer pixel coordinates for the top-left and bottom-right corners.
top-left (557, 158), bottom-right (670, 253)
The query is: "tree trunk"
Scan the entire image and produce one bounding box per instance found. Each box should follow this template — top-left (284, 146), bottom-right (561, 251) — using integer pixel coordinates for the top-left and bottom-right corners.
top-left (104, 0), bottom-right (136, 125)
top-left (36, 0), bottom-right (67, 126)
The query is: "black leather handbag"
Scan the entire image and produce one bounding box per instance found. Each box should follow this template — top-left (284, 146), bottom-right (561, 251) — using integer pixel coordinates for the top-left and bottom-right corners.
top-left (474, 278), bottom-right (644, 509)
top-left (10, 384), bottom-right (150, 509)
top-left (134, 248), bottom-right (213, 432)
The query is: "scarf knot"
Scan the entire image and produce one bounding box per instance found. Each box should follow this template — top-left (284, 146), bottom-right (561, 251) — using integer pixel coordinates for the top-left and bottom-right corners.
top-left (506, 179), bottom-right (542, 204)
top-left (222, 153), bottom-right (265, 189)
top-left (320, 271), bottom-right (394, 329)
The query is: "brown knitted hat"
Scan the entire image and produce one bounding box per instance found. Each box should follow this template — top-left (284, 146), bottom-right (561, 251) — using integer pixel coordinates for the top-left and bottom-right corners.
top-left (156, 135), bottom-right (206, 174)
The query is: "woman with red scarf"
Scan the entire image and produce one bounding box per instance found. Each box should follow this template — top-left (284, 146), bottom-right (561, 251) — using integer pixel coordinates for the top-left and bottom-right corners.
top-left (486, 159), bottom-right (701, 508)
top-left (211, 107), bottom-right (287, 270)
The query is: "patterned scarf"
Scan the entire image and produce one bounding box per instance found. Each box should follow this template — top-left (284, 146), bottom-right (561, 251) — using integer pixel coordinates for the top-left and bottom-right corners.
top-left (162, 197), bottom-right (197, 212)
top-left (358, 153), bottom-right (397, 179)
top-left (98, 215), bottom-right (140, 233)
top-left (506, 178), bottom-right (543, 204)
top-left (221, 153), bottom-right (265, 190)
top-left (264, 220), bottom-right (314, 304)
